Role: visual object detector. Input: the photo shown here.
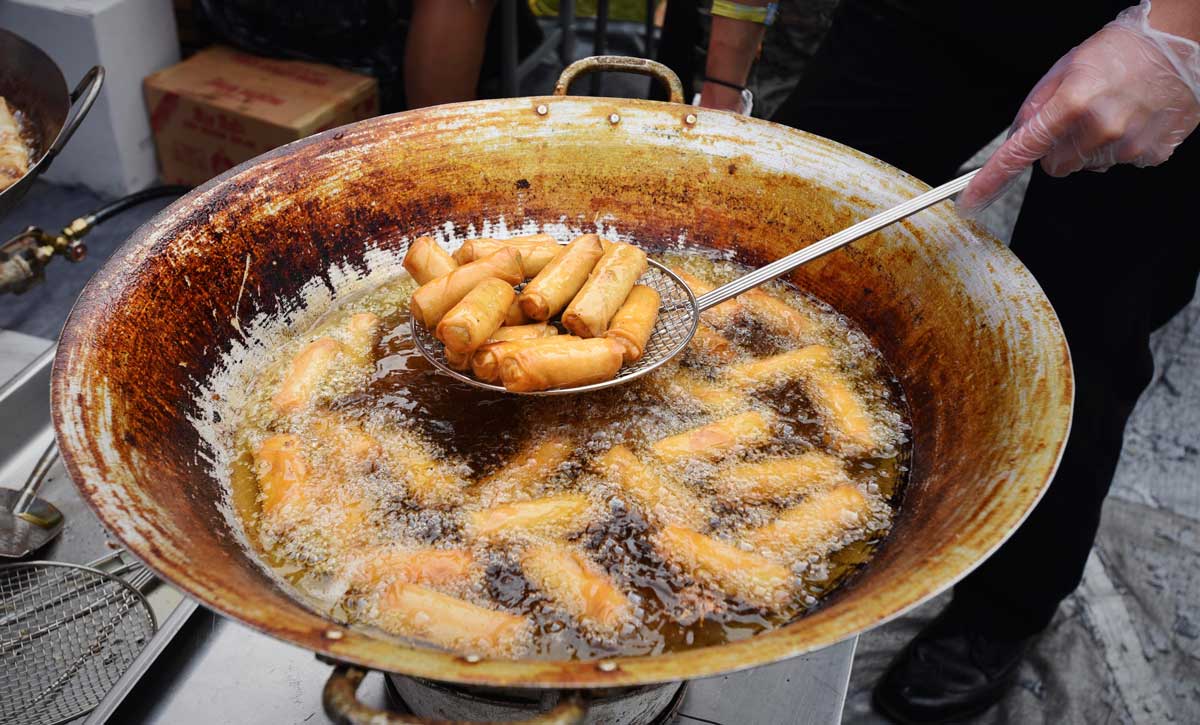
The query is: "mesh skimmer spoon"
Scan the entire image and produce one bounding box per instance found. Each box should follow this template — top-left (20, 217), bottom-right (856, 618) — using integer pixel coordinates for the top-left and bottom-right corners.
top-left (413, 169), bottom-right (979, 394)
top-left (0, 442), bottom-right (64, 559)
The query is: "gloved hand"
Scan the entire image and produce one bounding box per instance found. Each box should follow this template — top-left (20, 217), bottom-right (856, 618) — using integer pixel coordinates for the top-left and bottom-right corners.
top-left (958, 0), bottom-right (1200, 215)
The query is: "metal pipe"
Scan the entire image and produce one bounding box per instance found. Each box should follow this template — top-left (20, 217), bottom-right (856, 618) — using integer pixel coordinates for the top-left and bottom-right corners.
top-left (589, 0), bottom-right (610, 96)
top-left (500, 0), bottom-right (519, 97)
top-left (559, 0), bottom-right (576, 67)
top-left (644, 0), bottom-right (656, 58)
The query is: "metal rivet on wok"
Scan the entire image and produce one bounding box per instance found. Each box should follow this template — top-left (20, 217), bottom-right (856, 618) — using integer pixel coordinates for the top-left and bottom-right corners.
top-left (597, 661), bottom-right (618, 672)
top-left (324, 629), bottom-right (344, 640)
top-left (685, 113), bottom-right (697, 125)
top-left (608, 113), bottom-right (620, 125)
top-left (536, 104), bottom-right (548, 116)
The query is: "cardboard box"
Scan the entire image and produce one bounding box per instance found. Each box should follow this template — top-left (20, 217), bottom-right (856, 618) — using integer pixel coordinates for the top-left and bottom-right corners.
top-left (144, 46), bottom-right (379, 186)
top-left (0, 0), bottom-right (181, 197)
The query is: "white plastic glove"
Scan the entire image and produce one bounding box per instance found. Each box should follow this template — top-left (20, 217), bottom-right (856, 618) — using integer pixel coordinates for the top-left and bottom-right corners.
top-left (694, 89), bottom-right (755, 116)
top-left (958, 0), bottom-right (1200, 215)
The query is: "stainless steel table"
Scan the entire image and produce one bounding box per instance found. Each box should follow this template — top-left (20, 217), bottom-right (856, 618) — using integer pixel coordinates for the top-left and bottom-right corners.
top-left (108, 611), bottom-right (855, 724)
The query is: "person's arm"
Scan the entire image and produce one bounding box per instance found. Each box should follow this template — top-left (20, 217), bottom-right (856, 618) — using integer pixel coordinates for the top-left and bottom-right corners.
top-left (405, 0), bottom-right (496, 109)
top-left (959, 0), bottom-right (1200, 214)
top-left (700, 2), bottom-right (771, 112)
top-left (1149, 0), bottom-right (1200, 42)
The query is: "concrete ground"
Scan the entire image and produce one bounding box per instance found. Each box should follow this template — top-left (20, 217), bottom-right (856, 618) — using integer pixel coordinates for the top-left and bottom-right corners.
top-left (2, 7), bottom-right (1196, 723)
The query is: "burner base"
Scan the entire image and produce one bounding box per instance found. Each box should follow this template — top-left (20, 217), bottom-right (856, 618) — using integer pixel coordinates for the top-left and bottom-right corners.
top-left (385, 673), bottom-right (686, 724)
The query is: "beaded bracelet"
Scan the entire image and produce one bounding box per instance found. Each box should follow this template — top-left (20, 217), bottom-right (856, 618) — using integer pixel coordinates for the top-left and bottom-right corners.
top-left (711, 0), bottom-right (779, 26)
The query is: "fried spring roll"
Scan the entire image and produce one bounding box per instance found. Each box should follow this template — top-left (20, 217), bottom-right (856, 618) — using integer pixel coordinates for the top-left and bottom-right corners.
top-left (381, 431), bottom-right (468, 508)
top-left (464, 493), bottom-right (592, 542)
top-left (453, 235), bottom-right (561, 277)
top-left (469, 342), bottom-right (511, 383)
top-left (674, 270), bottom-right (741, 328)
top-left (471, 335), bottom-right (581, 384)
top-left (254, 434), bottom-right (310, 518)
top-left (271, 337), bottom-right (345, 414)
top-left (597, 445), bottom-right (711, 529)
top-left (744, 485), bottom-right (871, 561)
top-left (687, 322), bottom-right (738, 365)
top-left (503, 299), bottom-right (533, 326)
top-left (651, 410), bottom-right (774, 464)
top-left (715, 452), bottom-right (849, 504)
top-left (562, 243), bottom-right (648, 338)
top-left (377, 583), bottom-right (529, 657)
top-left (724, 347), bottom-right (817, 388)
top-left (321, 496), bottom-right (373, 552)
top-left (650, 369), bottom-right (746, 413)
top-left (445, 348), bottom-right (471, 370)
top-left (453, 233), bottom-right (557, 259)
top-left (273, 313), bottom-right (378, 414)
top-left (521, 544), bottom-right (632, 633)
top-left (488, 322), bottom-right (557, 343)
top-left (0, 98), bottom-right (28, 189)
top-left (655, 525), bottom-right (792, 609)
top-left (436, 278), bottom-right (516, 355)
top-left (410, 248), bottom-right (523, 327)
top-left (740, 289), bottom-right (818, 339)
top-left (474, 434), bottom-right (573, 504)
top-left (352, 547), bottom-right (476, 590)
top-left (604, 284), bottom-right (660, 362)
top-left (676, 271), bottom-right (815, 339)
top-left (255, 434), bottom-right (376, 556)
top-left (344, 312), bottom-right (381, 366)
top-left (307, 413), bottom-right (381, 474)
top-left (403, 236), bottom-right (458, 284)
top-left (518, 234), bottom-right (606, 320)
top-left (803, 363), bottom-right (879, 454)
top-left (499, 337), bottom-right (624, 392)
top-left (725, 346), bottom-right (877, 453)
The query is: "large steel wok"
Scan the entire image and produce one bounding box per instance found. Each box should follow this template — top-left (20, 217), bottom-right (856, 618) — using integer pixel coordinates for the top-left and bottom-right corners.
top-left (51, 58), bottom-right (1072, 716)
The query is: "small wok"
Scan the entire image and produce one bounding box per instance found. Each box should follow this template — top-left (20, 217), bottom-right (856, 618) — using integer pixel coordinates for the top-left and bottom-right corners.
top-left (0, 28), bottom-right (102, 219)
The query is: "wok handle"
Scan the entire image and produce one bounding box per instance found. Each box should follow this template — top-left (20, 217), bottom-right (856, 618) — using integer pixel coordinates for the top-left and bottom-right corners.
top-left (322, 663), bottom-right (587, 725)
top-left (42, 66), bottom-right (105, 169)
top-left (553, 55), bottom-right (684, 105)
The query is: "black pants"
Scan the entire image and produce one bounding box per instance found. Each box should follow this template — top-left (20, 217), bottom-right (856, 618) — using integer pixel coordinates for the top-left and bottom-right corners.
top-left (772, 0), bottom-right (1200, 638)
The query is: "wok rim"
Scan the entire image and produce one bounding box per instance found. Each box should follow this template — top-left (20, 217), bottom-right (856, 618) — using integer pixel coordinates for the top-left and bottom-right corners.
top-left (51, 95), bottom-right (1073, 688)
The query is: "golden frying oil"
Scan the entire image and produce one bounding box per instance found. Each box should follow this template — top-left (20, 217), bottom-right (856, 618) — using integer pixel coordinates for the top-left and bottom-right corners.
top-left (229, 247), bottom-right (911, 660)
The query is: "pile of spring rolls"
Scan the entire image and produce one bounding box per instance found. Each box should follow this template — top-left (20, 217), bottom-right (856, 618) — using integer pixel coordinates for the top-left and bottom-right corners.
top-left (405, 233), bottom-right (661, 392)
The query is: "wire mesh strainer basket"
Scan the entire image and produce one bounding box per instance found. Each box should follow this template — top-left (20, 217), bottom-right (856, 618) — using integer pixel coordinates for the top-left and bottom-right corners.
top-left (412, 258), bottom-right (699, 395)
top-left (0, 560), bottom-right (156, 725)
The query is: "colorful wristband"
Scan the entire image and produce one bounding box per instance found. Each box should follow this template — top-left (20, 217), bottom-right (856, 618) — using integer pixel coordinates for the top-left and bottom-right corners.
top-left (711, 0), bottom-right (779, 26)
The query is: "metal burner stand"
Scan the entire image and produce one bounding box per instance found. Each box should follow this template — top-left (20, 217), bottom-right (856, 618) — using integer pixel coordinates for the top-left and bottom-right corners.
top-left (385, 675), bottom-right (688, 724)
top-left (0, 329), bottom-right (856, 725)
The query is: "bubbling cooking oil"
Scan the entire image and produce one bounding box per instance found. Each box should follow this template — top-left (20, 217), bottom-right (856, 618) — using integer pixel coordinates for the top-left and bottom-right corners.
top-left (230, 246), bottom-right (910, 660)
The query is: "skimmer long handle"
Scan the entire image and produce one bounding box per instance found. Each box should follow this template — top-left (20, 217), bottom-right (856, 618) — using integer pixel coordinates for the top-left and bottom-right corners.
top-left (694, 169), bottom-right (980, 312)
top-left (13, 442), bottom-right (58, 515)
